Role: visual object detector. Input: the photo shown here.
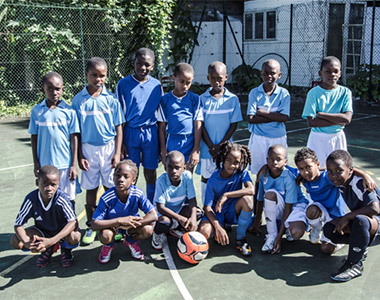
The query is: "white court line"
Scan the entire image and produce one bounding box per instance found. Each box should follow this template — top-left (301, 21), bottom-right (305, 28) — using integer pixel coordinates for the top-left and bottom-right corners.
top-left (0, 163), bottom-right (33, 172)
top-left (161, 235), bottom-right (193, 300)
top-left (0, 256), bottom-right (32, 277)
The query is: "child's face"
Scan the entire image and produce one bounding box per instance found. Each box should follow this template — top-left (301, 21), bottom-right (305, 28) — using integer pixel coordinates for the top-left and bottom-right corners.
top-left (134, 55), bottom-right (154, 81)
top-left (261, 63), bottom-right (281, 86)
top-left (173, 71), bottom-right (193, 96)
top-left (222, 150), bottom-right (242, 177)
top-left (37, 173), bottom-right (59, 202)
top-left (114, 164), bottom-right (136, 192)
top-left (165, 156), bottom-right (185, 186)
top-left (295, 158), bottom-right (320, 182)
top-left (319, 60), bottom-right (341, 89)
top-left (42, 76), bottom-right (63, 105)
top-left (86, 64), bottom-right (107, 91)
top-left (326, 158), bottom-right (353, 187)
top-left (267, 148), bottom-right (287, 174)
top-left (207, 69), bottom-right (227, 94)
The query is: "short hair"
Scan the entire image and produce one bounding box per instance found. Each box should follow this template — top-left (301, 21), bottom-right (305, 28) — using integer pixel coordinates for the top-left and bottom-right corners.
top-left (115, 159), bottom-right (138, 179)
top-left (208, 61), bottom-right (227, 75)
top-left (173, 62), bottom-right (194, 77)
top-left (215, 141), bottom-right (251, 172)
top-left (294, 147), bottom-right (318, 164)
top-left (38, 165), bottom-right (60, 180)
top-left (134, 48), bottom-right (155, 62)
top-left (86, 57), bottom-right (107, 72)
top-left (165, 150), bottom-right (185, 164)
top-left (326, 150), bottom-right (353, 169)
top-left (268, 144), bottom-right (287, 157)
top-left (261, 59), bottom-right (280, 71)
top-left (42, 72), bottom-right (63, 86)
top-left (320, 56), bottom-right (341, 70)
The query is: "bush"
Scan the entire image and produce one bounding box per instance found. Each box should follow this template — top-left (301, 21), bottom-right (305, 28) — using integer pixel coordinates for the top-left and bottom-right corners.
top-left (346, 65), bottom-right (380, 102)
top-left (231, 64), bottom-right (261, 92)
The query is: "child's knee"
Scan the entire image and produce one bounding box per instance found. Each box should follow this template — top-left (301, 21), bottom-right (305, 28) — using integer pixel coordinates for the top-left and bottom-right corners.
top-left (10, 234), bottom-right (22, 249)
top-left (320, 241), bottom-right (335, 255)
top-left (323, 222), bottom-right (335, 239)
top-left (99, 229), bottom-right (114, 244)
top-left (289, 226), bottom-right (304, 240)
top-left (154, 218), bottom-right (171, 235)
top-left (66, 230), bottom-right (81, 245)
top-left (306, 205), bottom-right (321, 220)
top-left (198, 221), bottom-right (213, 239)
top-left (264, 191), bottom-right (277, 202)
top-left (241, 195), bottom-right (254, 211)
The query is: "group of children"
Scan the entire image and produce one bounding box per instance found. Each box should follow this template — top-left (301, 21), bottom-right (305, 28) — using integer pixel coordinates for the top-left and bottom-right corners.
top-left (11, 48), bottom-right (380, 283)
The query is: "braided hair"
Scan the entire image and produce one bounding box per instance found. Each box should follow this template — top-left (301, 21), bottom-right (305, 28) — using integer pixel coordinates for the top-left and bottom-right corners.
top-left (214, 141), bottom-right (251, 173)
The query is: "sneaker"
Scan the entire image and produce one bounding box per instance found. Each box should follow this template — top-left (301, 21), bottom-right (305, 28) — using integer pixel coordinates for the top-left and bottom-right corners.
top-left (114, 232), bottom-right (123, 242)
top-left (36, 243), bottom-right (58, 267)
top-left (309, 227), bottom-right (321, 244)
top-left (361, 248), bottom-right (369, 262)
top-left (60, 248), bottom-right (74, 268)
top-left (261, 235), bottom-right (275, 253)
top-left (151, 232), bottom-right (163, 250)
top-left (334, 243), bottom-right (345, 253)
top-left (236, 238), bottom-right (252, 256)
top-left (124, 240), bottom-right (144, 260)
top-left (169, 226), bottom-right (185, 238)
top-left (331, 260), bottom-right (363, 282)
top-left (285, 228), bottom-right (294, 242)
top-left (98, 245), bottom-right (114, 264)
top-left (82, 228), bottom-right (97, 245)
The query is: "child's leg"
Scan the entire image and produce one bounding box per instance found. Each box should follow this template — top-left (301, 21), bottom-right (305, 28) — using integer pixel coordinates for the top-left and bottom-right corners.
top-left (127, 224), bottom-right (154, 241)
top-left (99, 228), bottom-right (115, 245)
top-left (248, 134), bottom-right (268, 174)
top-left (63, 221), bottom-right (82, 246)
top-left (263, 191), bottom-right (282, 238)
top-left (154, 216), bottom-right (172, 235)
top-left (85, 188), bottom-right (98, 227)
top-left (286, 202), bottom-right (308, 240)
top-left (198, 219), bottom-right (215, 240)
top-left (144, 168), bottom-right (157, 204)
top-left (235, 196), bottom-right (253, 240)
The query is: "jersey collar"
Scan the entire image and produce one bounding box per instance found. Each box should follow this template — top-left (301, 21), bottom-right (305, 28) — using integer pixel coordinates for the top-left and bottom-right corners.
top-left (258, 83), bottom-right (280, 95)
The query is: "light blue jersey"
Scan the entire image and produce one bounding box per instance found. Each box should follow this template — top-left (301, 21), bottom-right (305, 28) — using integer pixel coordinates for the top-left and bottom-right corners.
top-left (302, 85), bottom-right (352, 134)
top-left (28, 99), bottom-right (79, 169)
top-left (72, 86), bottom-right (125, 146)
top-left (247, 84), bottom-right (290, 138)
top-left (154, 170), bottom-right (196, 216)
top-left (200, 87), bottom-right (242, 159)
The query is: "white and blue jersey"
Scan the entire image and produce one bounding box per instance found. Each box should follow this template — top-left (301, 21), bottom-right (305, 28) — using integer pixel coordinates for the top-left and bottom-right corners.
top-left (200, 88), bottom-right (242, 159)
top-left (257, 167), bottom-right (308, 205)
top-left (15, 188), bottom-right (76, 237)
top-left (72, 86), bottom-right (125, 146)
top-left (204, 169), bottom-right (252, 207)
top-left (93, 186), bottom-right (155, 220)
top-left (157, 91), bottom-right (203, 135)
top-left (116, 75), bottom-right (162, 128)
top-left (154, 170), bottom-right (196, 215)
top-left (247, 83), bottom-right (290, 138)
top-left (302, 85), bottom-right (352, 134)
top-left (28, 99), bottom-right (79, 169)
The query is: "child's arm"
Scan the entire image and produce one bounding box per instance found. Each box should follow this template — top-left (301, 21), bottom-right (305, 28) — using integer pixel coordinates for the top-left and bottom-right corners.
top-left (188, 120), bottom-right (202, 167)
top-left (31, 134), bottom-right (40, 177)
top-left (158, 121), bottom-right (168, 161)
top-left (272, 203), bottom-right (292, 254)
top-left (203, 205), bottom-right (229, 245)
top-left (248, 112), bottom-right (289, 124)
top-left (92, 216), bottom-right (143, 231)
top-left (210, 122), bottom-right (238, 158)
top-left (215, 181), bottom-right (254, 213)
top-left (352, 168), bottom-right (376, 192)
top-left (138, 208), bottom-right (158, 227)
top-left (14, 225), bottom-right (36, 251)
top-left (111, 124), bottom-right (123, 168)
top-left (77, 135), bottom-right (89, 171)
top-left (316, 111), bottom-right (352, 126)
top-left (201, 124), bottom-right (214, 153)
top-left (251, 200), bottom-right (263, 236)
top-left (157, 198), bottom-right (197, 231)
top-left (69, 133), bottom-right (78, 181)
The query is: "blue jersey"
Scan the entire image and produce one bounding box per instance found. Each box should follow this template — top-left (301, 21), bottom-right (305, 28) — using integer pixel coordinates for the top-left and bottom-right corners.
top-left (72, 86), bottom-right (125, 146)
top-left (116, 75), bottom-right (162, 128)
top-left (302, 85), bottom-right (352, 134)
top-left (157, 91), bottom-right (203, 135)
top-left (204, 169), bottom-right (252, 207)
top-left (15, 188), bottom-right (76, 237)
top-left (200, 87), bottom-right (242, 159)
top-left (247, 83), bottom-right (290, 138)
top-left (93, 186), bottom-right (154, 220)
top-left (257, 167), bottom-right (308, 205)
top-left (154, 170), bottom-right (196, 215)
top-left (28, 99), bottom-right (79, 169)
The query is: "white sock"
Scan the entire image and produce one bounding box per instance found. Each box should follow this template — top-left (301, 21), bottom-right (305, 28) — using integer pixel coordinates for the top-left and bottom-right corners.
top-left (201, 181), bottom-right (207, 204)
top-left (263, 198), bottom-right (278, 237)
top-left (307, 217), bottom-right (322, 233)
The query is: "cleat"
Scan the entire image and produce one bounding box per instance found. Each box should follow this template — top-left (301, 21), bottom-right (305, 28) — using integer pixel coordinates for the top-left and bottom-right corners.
top-left (82, 228), bottom-right (97, 245)
top-left (98, 244), bottom-right (114, 264)
top-left (236, 238), bottom-right (252, 256)
top-left (114, 232), bottom-right (123, 242)
top-left (36, 244), bottom-right (58, 267)
top-left (151, 232), bottom-right (163, 250)
top-left (60, 248), bottom-right (74, 268)
top-left (124, 240), bottom-right (144, 260)
top-left (331, 260), bottom-right (363, 282)
top-left (262, 235), bottom-right (275, 253)
top-left (361, 248), bottom-right (368, 262)
top-left (309, 227), bottom-right (321, 244)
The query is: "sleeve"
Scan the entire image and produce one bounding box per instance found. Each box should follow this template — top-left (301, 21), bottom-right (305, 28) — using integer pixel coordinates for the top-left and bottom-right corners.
top-left (302, 89), bottom-right (317, 119)
top-left (14, 196), bottom-right (34, 226)
top-left (153, 176), bottom-right (167, 205)
top-left (242, 170), bottom-right (252, 184)
top-left (57, 197), bottom-right (76, 222)
top-left (139, 192), bottom-right (155, 214)
top-left (231, 96), bottom-right (243, 123)
top-left (69, 109), bottom-right (80, 134)
top-left (156, 102), bottom-right (167, 123)
top-left (247, 89), bottom-right (257, 116)
top-left (28, 107), bottom-right (38, 135)
top-left (341, 87), bottom-right (353, 113)
top-left (193, 94), bottom-right (203, 121)
top-left (92, 196), bottom-right (108, 220)
top-left (185, 172), bottom-right (196, 200)
top-left (278, 89), bottom-right (290, 117)
top-left (204, 178), bottom-right (216, 206)
top-left (111, 96), bottom-right (125, 126)
top-left (358, 179), bottom-right (379, 207)
top-left (284, 173), bottom-right (298, 204)
top-left (115, 80), bottom-right (125, 115)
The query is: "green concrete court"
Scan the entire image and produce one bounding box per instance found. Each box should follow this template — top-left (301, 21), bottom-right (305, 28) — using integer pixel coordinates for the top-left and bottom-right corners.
top-left (0, 101), bottom-right (380, 299)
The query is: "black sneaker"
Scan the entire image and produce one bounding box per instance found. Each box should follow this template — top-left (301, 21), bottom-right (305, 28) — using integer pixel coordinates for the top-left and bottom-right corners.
top-left (236, 238), bottom-right (252, 256)
top-left (331, 260), bottom-right (363, 282)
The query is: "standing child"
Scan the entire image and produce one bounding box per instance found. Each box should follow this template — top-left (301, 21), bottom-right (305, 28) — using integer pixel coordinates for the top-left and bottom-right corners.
top-left (152, 151), bottom-right (199, 250)
top-left (11, 165), bottom-right (81, 268)
top-left (157, 62), bottom-right (203, 172)
top-left (198, 141), bottom-right (254, 256)
top-left (199, 61), bottom-right (242, 202)
top-left (116, 48), bottom-right (162, 203)
top-left (247, 59), bottom-right (290, 174)
top-left (72, 57), bottom-right (125, 245)
top-left (324, 150), bottom-right (380, 282)
top-left (28, 72), bottom-right (79, 202)
top-left (302, 56), bottom-right (353, 167)
top-left (92, 160), bottom-right (157, 263)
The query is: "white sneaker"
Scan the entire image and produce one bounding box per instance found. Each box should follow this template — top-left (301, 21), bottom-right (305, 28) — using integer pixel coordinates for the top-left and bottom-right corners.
top-left (262, 235), bottom-right (276, 252)
top-left (309, 227), bottom-right (321, 244)
top-left (286, 228), bottom-right (294, 241)
top-left (151, 232), bottom-right (163, 250)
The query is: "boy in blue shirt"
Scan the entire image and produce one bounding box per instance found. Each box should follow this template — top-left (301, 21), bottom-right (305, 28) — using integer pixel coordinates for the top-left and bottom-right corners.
top-left (199, 61), bottom-right (242, 202)
top-left (116, 48), bottom-right (162, 204)
top-left (152, 151), bottom-right (199, 250)
top-left (29, 72), bottom-right (79, 202)
top-left (247, 59), bottom-right (290, 174)
top-left (11, 165), bottom-right (81, 268)
top-left (72, 57), bottom-right (125, 245)
top-left (157, 62), bottom-right (203, 172)
top-left (302, 56), bottom-right (353, 167)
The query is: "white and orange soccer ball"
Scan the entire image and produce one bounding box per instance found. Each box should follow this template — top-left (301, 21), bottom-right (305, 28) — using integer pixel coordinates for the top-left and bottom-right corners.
top-left (177, 231), bottom-right (209, 264)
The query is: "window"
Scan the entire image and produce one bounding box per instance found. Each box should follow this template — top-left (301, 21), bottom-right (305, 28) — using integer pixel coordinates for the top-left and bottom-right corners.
top-left (245, 14), bottom-right (253, 40)
top-left (244, 10), bottom-right (276, 40)
top-left (255, 12), bottom-right (264, 39)
top-left (267, 11), bottom-right (276, 39)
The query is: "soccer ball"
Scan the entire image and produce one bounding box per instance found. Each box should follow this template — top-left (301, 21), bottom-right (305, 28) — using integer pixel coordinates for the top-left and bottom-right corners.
top-left (177, 231), bottom-right (209, 264)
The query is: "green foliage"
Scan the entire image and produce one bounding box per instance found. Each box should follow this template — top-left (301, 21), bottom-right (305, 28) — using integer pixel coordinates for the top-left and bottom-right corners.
top-left (346, 65), bottom-right (380, 102)
top-left (231, 64), bottom-right (262, 92)
top-left (0, 100), bottom-right (37, 117)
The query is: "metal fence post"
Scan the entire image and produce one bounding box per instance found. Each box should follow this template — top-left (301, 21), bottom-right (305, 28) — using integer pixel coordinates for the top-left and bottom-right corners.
top-left (288, 4), bottom-right (293, 90)
top-left (79, 6), bottom-right (86, 85)
top-left (369, 1), bottom-right (376, 102)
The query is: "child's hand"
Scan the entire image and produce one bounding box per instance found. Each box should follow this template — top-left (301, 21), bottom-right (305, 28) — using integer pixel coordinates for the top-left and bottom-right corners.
top-left (178, 215), bottom-right (189, 229)
top-left (208, 144), bottom-right (220, 159)
top-left (184, 215), bottom-right (198, 232)
top-left (215, 226), bottom-right (229, 245)
top-left (215, 194), bottom-right (228, 213)
top-left (118, 216), bottom-right (142, 230)
top-left (79, 157), bottom-right (89, 171)
top-left (111, 153), bottom-right (120, 169)
top-left (187, 150), bottom-right (199, 169)
top-left (29, 236), bottom-right (52, 253)
top-left (333, 216), bottom-right (349, 235)
top-left (256, 165), bottom-right (268, 183)
top-left (161, 149), bottom-right (168, 163)
top-left (248, 218), bottom-right (261, 236)
top-left (69, 165), bottom-right (77, 181)
top-left (121, 144), bottom-right (128, 158)
top-left (33, 162), bottom-right (41, 177)
top-left (271, 236), bottom-right (282, 254)
top-left (362, 174), bottom-right (377, 192)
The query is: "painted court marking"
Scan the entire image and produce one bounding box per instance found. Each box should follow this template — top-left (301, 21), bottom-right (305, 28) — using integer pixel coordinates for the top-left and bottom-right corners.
top-left (0, 163), bottom-right (33, 172)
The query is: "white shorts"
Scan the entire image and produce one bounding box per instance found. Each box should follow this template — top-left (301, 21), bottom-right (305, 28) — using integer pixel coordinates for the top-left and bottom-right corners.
top-left (200, 158), bottom-right (217, 179)
top-left (306, 201), bottom-right (334, 243)
top-left (59, 168), bottom-right (76, 201)
top-left (81, 141), bottom-right (115, 190)
top-left (248, 134), bottom-right (287, 174)
top-left (307, 131), bottom-right (347, 168)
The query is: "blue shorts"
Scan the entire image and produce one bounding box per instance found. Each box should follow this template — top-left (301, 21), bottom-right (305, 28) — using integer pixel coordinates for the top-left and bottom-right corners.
top-left (167, 133), bottom-right (194, 162)
top-left (202, 198), bottom-right (239, 227)
top-left (124, 125), bottom-right (159, 169)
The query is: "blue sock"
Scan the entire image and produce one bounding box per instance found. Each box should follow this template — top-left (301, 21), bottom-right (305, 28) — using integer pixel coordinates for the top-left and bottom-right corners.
top-left (237, 210), bottom-right (252, 240)
top-left (125, 235), bottom-right (137, 244)
top-left (61, 240), bottom-right (79, 249)
top-left (105, 242), bottom-right (115, 247)
top-left (146, 183), bottom-right (155, 204)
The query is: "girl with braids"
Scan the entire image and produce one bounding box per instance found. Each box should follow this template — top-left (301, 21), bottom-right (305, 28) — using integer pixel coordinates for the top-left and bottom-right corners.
top-left (198, 141), bottom-right (254, 256)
